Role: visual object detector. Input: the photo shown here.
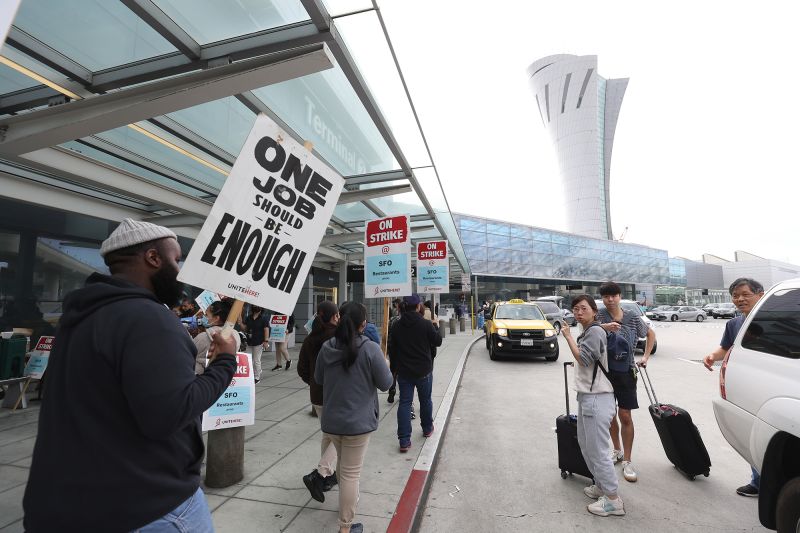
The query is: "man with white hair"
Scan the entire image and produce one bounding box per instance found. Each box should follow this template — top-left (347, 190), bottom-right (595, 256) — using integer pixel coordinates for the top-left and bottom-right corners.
top-left (24, 219), bottom-right (238, 533)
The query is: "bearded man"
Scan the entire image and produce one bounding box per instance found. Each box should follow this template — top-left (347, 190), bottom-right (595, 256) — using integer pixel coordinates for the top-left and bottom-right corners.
top-left (23, 219), bottom-right (238, 533)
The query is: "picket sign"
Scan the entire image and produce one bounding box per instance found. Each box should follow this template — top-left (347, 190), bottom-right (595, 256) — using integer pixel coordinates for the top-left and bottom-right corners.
top-left (13, 336), bottom-right (54, 410)
top-left (176, 113), bottom-right (344, 348)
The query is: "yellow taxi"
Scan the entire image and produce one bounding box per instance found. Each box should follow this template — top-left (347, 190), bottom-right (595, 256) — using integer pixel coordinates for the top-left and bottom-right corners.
top-left (484, 299), bottom-right (559, 361)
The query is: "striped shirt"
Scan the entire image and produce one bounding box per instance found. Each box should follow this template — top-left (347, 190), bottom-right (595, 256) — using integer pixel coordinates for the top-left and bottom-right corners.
top-left (597, 308), bottom-right (649, 367)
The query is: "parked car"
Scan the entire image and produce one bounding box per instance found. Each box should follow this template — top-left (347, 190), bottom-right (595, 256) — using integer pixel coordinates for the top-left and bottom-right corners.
top-left (703, 302), bottom-right (723, 316)
top-left (713, 302), bottom-right (737, 319)
top-left (652, 305), bottom-right (706, 322)
top-left (561, 308), bottom-right (577, 326)
top-left (712, 277), bottom-right (800, 531)
top-left (533, 299), bottom-right (569, 334)
top-left (484, 299), bottom-right (558, 361)
top-left (646, 305), bottom-right (671, 319)
top-left (595, 299), bottom-right (658, 354)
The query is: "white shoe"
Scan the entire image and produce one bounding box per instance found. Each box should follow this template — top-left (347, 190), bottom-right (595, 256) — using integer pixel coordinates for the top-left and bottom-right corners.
top-left (610, 449), bottom-right (623, 464)
top-left (583, 484), bottom-right (603, 499)
top-left (622, 461), bottom-right (638, 482)
top-left (587, 495), bottom-right (625, 517)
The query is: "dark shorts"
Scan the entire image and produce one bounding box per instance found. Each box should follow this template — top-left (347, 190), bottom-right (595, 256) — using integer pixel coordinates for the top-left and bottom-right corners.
top-left (609, 368), bottom-right (639, 410)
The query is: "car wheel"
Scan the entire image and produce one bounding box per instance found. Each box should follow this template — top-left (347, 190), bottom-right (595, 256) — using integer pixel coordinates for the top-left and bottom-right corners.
top-left (553, 322), bottom-right (562, 335)
top-left (489, 340), bottom-right (498, 361)
top-left (485, 335), bottom-right (490, 350)
top-left (696, 314), bottom-right (705, 322)
top-left (671, 315), bottom-right (678, 322)
top-left (776, 476), bottom-right (800, 533)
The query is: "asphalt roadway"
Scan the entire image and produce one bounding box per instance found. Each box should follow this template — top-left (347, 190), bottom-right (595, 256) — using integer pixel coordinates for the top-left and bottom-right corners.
top-left (418, 319), bottom-right (771, 533)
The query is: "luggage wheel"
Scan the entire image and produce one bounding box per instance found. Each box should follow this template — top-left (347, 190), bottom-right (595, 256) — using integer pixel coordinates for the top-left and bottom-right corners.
top-left (560, 470), bottom-right (568, 479)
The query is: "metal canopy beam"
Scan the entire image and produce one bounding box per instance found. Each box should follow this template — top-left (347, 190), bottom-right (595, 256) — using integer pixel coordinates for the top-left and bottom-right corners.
top-left (337, 183), bottom-right (411, 205)
top-left (343, 169), bottom-right (406, 185)
top-left (15, 147), bottom-right (213, 217)
top-left (300, 0), bottom-right (331, 31)
top-left (6, 27), bottom-right (93, 85)
top-left (0, 86), bottom-right (59, 115)
top-left (91, 22), bottom-right (327, 92)
top-left (0, 44), bottom-right (335, 155)
top-left (143, 213), bottom-right (206, 227)
top-left (121, 0), bottom-right (202, 60)
top-left (316, 246), bottom-right (346, 261)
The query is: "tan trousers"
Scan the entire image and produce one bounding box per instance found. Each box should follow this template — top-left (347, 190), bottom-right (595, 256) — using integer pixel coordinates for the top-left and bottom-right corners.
top-left (312, 405), bottom-right (338, 477)
top-left (324, 432), bottom-right (371, 529)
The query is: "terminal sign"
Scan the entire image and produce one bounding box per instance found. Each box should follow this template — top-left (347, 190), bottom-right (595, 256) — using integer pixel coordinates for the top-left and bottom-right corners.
top-left (364, 215), bottom-right (411, 298)
top-left (417, 240), bottom-right (449, 294)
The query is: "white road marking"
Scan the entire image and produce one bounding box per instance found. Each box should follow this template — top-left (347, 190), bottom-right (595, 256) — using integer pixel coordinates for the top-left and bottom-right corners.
top-left (677, 357), bottom-right (702, 365)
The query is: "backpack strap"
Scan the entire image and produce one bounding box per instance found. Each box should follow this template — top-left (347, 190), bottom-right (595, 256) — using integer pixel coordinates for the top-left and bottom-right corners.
top-left (585, 323), bottom-right (611, 392)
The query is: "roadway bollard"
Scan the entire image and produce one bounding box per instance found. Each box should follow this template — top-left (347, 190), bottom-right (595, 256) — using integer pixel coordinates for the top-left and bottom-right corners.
top-left (205, 426), bottom-right (245, 488)
top-left (459, 316), bottom-right (466, 332)
top-left (439, 319), bottom-right (446, 338)
top-left (449, 318), bottom-right (457, 335)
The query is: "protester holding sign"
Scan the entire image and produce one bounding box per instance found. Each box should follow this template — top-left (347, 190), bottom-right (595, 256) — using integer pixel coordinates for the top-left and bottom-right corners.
top-left (271, 313), bottom-right (294, 371)
top-left (23, 219), bottom-right (238, 533)
top-left (193, 300), bottom-right (232, 375)
top-left (314, 302), bottom-right (393, 533)
top-left (243, 305), bottom-right (270, 382)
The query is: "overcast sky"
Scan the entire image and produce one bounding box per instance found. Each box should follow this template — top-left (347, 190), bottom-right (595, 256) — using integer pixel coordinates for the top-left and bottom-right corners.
top-left (374, 0), bottom-right (799, 265)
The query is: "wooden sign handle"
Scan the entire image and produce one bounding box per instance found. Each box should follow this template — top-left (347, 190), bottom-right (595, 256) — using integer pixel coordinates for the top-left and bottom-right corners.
top-left (208, 300), bottom-right (245, 362)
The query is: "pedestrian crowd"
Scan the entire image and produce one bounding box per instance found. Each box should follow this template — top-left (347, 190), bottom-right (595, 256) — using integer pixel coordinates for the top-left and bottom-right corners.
top-left (19, 217), bottom-right (763, 531)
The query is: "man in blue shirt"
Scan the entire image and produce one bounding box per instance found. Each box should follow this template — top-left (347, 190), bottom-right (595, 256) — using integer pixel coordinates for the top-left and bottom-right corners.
top-left (703, 277), bottom-right (765, 497)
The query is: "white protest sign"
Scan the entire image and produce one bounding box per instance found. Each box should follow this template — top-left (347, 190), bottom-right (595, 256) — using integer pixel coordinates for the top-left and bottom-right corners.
top-left (23, 336), bottom-right (53, 379)
top-left (364, 215), bottom-right (411, 298)
top-left (416, 240), bottom-right (449, 294)
top-left (268, 314), bottom-right (288, 342)
top-left (194, 290), bottom-right (220, 312)
top-left (202, 352), bottom-right (255, 431)
top-left (178, 114), bottom-right (345, 314)
top-left (461, 273), bottom-right (471, 292)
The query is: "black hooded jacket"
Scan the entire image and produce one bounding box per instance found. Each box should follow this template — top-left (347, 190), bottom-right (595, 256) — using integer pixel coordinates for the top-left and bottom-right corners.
top-left (23, 273), bottom-right (236, 533)
top-left (389, 311), bottom-right (442, 379)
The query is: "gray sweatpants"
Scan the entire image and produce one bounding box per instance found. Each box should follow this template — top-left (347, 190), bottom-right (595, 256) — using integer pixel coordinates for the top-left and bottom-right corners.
top-left (576, 392), bottom-right (618, 496)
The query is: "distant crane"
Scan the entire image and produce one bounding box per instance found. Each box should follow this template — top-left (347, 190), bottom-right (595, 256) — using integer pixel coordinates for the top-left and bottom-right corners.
top-left (616, 226), bottom-right (629, 242)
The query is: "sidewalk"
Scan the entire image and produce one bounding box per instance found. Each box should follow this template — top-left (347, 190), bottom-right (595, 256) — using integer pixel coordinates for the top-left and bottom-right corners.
top-left (0, 329), bottom-right (480, 533)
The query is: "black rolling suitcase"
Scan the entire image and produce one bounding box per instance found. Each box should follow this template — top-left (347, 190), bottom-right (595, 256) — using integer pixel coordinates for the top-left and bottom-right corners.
top-left (641, 366), bottom-right (711, 480)
top-left (556, 362), bottom-right (593, 480)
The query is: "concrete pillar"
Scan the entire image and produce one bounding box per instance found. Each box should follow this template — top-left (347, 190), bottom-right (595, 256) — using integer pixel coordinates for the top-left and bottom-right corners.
top-left (439, 317), bottom-right (446, 338)
top-left (449, 318), bottom-right (457, 335)
top-left (205, 426), bottom-right (245, 488)
top-left (459, 316), bottom-right (466, 332)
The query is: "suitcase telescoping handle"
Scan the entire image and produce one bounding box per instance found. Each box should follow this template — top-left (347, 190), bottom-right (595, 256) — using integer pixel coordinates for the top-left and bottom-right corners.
top-left (563, 362), bottom-right (573, 416)
top-left (639, 365), bottom-right (659, 407)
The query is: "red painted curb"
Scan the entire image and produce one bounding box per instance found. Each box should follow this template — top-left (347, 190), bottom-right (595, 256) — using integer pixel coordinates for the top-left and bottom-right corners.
top-left (386, 469), bottom-right (427, 533)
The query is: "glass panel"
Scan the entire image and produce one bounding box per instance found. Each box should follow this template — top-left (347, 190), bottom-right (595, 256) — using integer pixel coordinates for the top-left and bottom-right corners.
top-left (487, 261), bottom-right (512, 276)
top-left (152, 0), bottom-right (309, 45)
top-left (487, 233), bottom-right (509, 249)
top-left (510, 250), bottom-right (530, 264)
top-left (413, 167), bottom-right (448, 213)
top-left (486, 222), bottom-right (510, 236)
top-left (253, 66), bottom-right (398, 177)
top-left (509, 237), bottom-right (530, 251)
top-left (14, 0), bottom-right (177, 71)
top-left (165, 97), bottom-right (256, 157)
top-left (0, 232), bottom-right (21, 329)
top-left (487, 247), bottom-right (509, 262)
top-left (61, 140), bottom-right (211, 197)
top-left (464, 245), bottom-right (487, 263)
top-left (0, 64), bottom-right (40, 93)
top-left (551, 233), bottom-right (569, 244)
top-left (532, 229), bottom-right (552, 242)
top-left (334, 11), bottom-right (431, 168)
top-left (552, 243), bottom-right (570, 256)
top-left (460, 230), bottom-right (486, 247)
top-left (509, 225), bottom-right (531, 239)
top-left (459, 217), bottom-right (486, 232)
top-left (93, 126), bottom-right (227, 190)
top-left (533, 240), bottom-right (552, 254)
top-left (333, 202), bottom-right (374, 223)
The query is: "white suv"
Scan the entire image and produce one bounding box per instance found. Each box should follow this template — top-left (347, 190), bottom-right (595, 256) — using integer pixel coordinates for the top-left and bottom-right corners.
top-left (712, 278), bottom-right (800, 532)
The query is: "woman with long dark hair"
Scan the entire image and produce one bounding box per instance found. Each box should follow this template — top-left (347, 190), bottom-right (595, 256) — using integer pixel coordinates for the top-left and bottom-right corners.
top-left (243, 305), bottom-right (269, 382)
top-left (298, 300), bottom-right (340, 500)
top-left (314, 302), bottom-right (393, 533)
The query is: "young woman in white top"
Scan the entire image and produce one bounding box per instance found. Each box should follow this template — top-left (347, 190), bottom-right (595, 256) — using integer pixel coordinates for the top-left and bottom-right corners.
top-left (561, 294), bottom-right (625, 517)
top-left (193, 300), bottom-right (231, 375)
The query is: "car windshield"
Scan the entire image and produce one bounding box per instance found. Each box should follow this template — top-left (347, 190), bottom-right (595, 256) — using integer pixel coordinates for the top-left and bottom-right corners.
top-left (495, 304), bottom-right (544, 320)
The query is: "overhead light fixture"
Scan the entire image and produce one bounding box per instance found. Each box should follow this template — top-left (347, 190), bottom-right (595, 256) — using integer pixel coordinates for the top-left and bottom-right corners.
top-left (0, 55), bottom-right (81, 100)
top-left (2, 55), bottom-right (229, 177)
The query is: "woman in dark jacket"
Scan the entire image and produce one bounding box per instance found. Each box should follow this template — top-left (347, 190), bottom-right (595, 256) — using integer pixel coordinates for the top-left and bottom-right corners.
top-left (298, 300), bottom-right (340, 499)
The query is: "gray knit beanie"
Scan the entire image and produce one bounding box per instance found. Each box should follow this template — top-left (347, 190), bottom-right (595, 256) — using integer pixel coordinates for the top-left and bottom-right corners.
top-left (100, 218), bottom-right (177, 257)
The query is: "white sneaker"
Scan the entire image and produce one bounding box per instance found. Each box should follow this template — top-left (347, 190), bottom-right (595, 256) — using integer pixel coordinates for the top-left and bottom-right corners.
top-left (622, 461), bottom-right (638, 482)
top-left (610, 449), bottom-right (623, 464)
top-left (583, 484), bottom-right (603, 499)
top-left (587, 495), bottom-right (625, 517)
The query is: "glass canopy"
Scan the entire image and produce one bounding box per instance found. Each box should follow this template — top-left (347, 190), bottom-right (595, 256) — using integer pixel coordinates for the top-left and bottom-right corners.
top-left (0, 0), bottom-right (469, 274)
